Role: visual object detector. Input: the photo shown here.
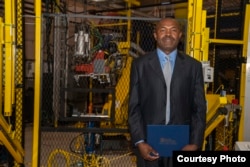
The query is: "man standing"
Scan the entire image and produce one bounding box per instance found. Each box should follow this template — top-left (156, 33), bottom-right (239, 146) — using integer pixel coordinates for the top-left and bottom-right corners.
top-left (128, 17), bottom-right (207, 167)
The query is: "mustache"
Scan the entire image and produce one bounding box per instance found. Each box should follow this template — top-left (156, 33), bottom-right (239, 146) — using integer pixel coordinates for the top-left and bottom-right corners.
top-left (162, 36), bottom-right (174, 41)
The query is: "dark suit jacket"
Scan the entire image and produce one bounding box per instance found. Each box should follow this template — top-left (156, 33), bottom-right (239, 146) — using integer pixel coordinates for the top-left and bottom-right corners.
top-left (128, 50), bottom-right (206, 149)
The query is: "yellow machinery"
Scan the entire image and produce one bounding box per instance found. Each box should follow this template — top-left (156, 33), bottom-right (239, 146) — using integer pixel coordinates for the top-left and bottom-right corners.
top-left (1, 0), bottom-right (250, 166)
top-left (46, 0), bottom-right (139, 166)
top-left (0, 0), bottom-right (25, 165)
top-left (204, 94), bottom-right (241, 150)
top-left (0, 115), bottom-right (24, 164)
top-left (187, 0), bottom-right (250, 151)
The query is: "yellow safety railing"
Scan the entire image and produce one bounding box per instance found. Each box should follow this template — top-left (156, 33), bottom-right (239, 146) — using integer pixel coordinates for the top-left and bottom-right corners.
top-left (32, 0), bottom-right (42, 166)
top-left (0, 0), bottom-right (25, 165)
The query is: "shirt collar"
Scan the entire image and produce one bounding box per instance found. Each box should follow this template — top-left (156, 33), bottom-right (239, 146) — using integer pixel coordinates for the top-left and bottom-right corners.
top-left (157, 48), bottom-right (177, 68)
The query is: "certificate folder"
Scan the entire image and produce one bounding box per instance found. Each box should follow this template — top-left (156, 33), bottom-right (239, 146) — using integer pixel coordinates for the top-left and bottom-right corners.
top-left (147, 125), bottom-right (189, 157)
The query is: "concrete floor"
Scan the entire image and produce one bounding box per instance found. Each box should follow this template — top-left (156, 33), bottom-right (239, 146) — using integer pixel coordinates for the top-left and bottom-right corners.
top-left (24, 124), bottom-right (33, 167)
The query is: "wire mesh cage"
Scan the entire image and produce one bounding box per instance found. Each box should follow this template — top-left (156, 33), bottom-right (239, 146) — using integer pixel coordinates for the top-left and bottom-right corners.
top-left (39, 14), bottom-right (163, 166)
top-left (202, 0), bottom-right (245, 151)
top-left (0, 0), bottom-right (249, 166)
top-left (203, 0), bottom-right (244, 96)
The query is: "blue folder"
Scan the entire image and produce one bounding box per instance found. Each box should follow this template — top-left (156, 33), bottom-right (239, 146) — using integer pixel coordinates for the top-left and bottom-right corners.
top-left (147, 125), bottom-right (189, 157)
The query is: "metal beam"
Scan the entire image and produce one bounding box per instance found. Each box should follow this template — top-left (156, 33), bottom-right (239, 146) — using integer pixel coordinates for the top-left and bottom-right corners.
top-left (4, 0), bottom-right (14, 116)
top-left (209, 38), bottom-right (244, 45)
top-left (32, 0), bottom-right (42, 166)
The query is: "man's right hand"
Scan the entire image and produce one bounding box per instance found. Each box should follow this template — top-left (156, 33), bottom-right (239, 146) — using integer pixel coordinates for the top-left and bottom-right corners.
top-left (137, 142), bottom-right (159, 161)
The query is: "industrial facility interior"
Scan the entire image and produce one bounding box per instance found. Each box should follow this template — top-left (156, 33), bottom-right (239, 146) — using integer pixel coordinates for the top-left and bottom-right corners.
top-left (0, 0), bottom-right (250, 166)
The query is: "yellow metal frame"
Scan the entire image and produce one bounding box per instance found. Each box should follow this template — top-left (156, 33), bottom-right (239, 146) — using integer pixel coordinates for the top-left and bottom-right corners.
top-left (95, 0), bottom-right (139, 128)
top-left (206, 95), bottom-right (222, 122)
top-left (186, 0), bottom-right (204, 60)
top-left (188, 0), bottom-right (250, 147)
top-left (4, 0), bottom-right (14, 116)
top-left (0, 18), bottom-right (3, 114)
top-left (0, 132), bottom-right (24, 163)
top-left (0, 0), bottom-right (25, 164)
top-left (0, 115), bottom-right (24, 164)
top-left (188, 0), bottom-right (248, 147)
top-left (14, 0), bottom-right (25, 166)
top-left (239, 4), bottom-right (250, 140)
top-left (203, 94), bottom-right (236, 150)
top-left (204, 115), bottom-right (225, 140)
top-left (209, 39), bottom-right (244, 45)
top-left (32, 0), bottom-right (42, 166)
top-left (205, 4), bottom-right (250, 141)
top-left (174, 2), bottom-right (188, 19)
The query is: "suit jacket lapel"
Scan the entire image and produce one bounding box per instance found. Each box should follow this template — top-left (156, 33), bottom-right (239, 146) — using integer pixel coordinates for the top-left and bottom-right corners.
top-left (148, 51), bottom-right (165, 83)
top-left (171, 52), bottom-right (186, 88)
top-left (147, 51), bottom-right (186, 85)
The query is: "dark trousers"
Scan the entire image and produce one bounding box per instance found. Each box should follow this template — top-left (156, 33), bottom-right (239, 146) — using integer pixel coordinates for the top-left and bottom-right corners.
top-left (134, 148), bottom-right (173, 167)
